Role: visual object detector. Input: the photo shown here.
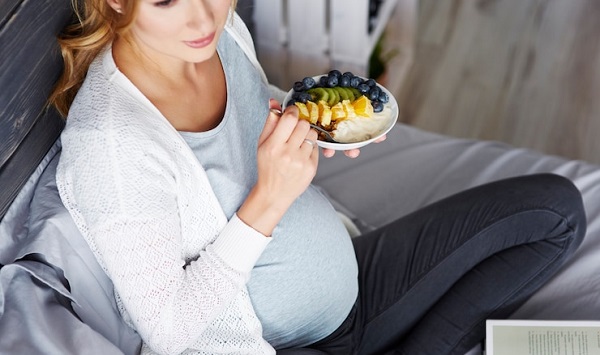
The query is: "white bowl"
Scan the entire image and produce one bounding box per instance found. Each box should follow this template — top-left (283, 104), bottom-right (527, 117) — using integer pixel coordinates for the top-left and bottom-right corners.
top-left (283, 75), bottom-right (399, 150)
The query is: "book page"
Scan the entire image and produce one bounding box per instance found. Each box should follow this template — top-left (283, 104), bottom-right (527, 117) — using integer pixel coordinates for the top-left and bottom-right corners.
top-left (486, 320), bottom-right (600, 355)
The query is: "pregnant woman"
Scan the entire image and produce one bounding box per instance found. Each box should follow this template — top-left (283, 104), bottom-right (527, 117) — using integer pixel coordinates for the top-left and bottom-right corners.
top-left (50, 0), bottom-right (586, 353)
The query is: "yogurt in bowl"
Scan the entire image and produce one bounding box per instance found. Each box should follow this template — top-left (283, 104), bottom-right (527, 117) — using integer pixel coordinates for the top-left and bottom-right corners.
top-left (333, 105), bottom-right (395, 143)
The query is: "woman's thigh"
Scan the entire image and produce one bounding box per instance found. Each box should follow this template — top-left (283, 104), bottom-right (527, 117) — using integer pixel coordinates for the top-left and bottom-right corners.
top-left (349, 174), bottom-right (585, 354)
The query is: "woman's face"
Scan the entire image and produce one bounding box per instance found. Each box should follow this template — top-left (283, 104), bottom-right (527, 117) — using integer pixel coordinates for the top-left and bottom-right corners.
top-left (128, 0), bottom-right (232, 64)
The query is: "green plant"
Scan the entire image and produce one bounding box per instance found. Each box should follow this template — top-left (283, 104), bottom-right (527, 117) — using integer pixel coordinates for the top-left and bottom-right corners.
top-left (369, 32), bottom-right (399, 79)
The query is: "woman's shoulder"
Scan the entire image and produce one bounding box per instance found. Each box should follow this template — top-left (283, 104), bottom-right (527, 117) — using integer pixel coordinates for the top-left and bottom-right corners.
top-left (226, 11), bottom-right (268, 85)
top-left (65, 50), bottom-right (168, 139)
top-left (63, 88), bottom-right (169, 172)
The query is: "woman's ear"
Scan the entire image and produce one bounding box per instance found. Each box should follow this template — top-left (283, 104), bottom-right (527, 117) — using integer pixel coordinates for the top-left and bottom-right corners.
top-left (106, 0), bottom-right (123, 13)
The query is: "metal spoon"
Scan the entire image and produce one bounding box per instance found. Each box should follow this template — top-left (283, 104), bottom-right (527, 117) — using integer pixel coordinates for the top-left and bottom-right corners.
top-left (309, 124), bottom-right (341, 144)
top-left (272, 107), bottom-right (340, 143)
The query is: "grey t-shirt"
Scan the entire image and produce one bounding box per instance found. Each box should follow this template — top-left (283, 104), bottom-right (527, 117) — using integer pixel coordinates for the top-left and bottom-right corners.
top-left (179, 32), bottom-right (359, 348)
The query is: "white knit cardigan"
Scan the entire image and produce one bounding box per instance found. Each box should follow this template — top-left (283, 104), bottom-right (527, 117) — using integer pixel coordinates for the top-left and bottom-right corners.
top-left (56, 12), bottom-right (277, 355)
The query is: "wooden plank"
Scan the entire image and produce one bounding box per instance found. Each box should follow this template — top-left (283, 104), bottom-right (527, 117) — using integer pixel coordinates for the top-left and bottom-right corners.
top-left (0, 0), bottom-right (73, 219)
top-left (377, 0), bottom-right (417, 94)
top-left (256, 0), bottom-right (331, 89)
top-left (253, 0), bottom-right (285, 48)
top-left (0, 0), bottom-right (21, 29)
top-left (330, 0), bottom-right (398, 76)
top-left (397, 0), bottom-right (600, 165)
top-left (0, 110), bottom-right (64, 221)
top-left (330, 0), bottom-right (370, 67)
top-left (257, 43), bottom-right (330, 93)
top-left (287, 0), bottom-right (328, 54)
top-left (254, 0), bottom-right (409, 88)
top-left (0, 0), bottom-right (71, 166)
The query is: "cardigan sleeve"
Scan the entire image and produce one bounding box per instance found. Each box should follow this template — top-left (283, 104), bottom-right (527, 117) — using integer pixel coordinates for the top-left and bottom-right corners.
top-left (56, 123), bottom-right (271, 354)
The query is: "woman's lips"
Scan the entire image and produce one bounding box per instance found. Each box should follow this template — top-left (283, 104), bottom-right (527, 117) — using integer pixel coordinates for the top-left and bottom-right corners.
top-left (184, 32), bottom-right (215, 48)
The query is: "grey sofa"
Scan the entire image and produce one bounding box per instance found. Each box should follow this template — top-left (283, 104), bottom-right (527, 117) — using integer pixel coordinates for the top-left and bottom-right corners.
top-left (3, 1), bottom-right (600, 354)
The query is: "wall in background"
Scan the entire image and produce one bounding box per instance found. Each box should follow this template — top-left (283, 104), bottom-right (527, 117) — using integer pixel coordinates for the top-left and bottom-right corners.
top-left (250, 0), bottom-right (416, 93)
top-left (236, 0), bottom-right (255, 39)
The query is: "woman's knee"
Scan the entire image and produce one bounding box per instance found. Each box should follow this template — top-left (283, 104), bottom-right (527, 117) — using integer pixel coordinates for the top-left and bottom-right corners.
top-left (516, 173), bottom-right (586, 247)
top-left (524, 173), bottom-right (584, 218)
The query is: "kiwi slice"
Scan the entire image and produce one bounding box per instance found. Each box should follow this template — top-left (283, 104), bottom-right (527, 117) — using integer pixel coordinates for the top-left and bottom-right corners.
top-left (308, 88), bottom-right (329, 102)
top-left (325, 88), bottom-right (339, 106)
top-left (342, 87), bottom-right (356, 101)
top-left (349, 88), bottom-right (361, 100)
top-left (335, 87), bottom-right (350, 101)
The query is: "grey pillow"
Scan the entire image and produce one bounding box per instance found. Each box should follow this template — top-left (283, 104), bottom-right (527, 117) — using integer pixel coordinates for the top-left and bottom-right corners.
top-left (0, 141), bottom-right (141, 354)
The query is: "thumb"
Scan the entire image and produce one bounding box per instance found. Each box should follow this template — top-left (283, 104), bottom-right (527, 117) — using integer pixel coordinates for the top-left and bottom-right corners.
top-left (258, 99), bottom-right (282, 145)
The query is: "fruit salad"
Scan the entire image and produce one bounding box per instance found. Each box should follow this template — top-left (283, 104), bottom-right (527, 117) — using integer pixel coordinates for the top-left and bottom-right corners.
top-left (287, 70), bottom-right (393, 143)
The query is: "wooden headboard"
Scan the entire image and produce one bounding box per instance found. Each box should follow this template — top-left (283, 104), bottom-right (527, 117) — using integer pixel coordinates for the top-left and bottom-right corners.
top-left (0, 0), bottom-right (74, 220)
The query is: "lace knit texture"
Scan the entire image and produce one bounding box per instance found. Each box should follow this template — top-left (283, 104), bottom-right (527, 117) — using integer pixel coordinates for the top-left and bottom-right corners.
top-left (56, 12), bottom-right (276, 355)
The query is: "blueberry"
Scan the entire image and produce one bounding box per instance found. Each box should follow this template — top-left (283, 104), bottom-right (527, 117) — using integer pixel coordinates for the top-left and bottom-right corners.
top-left (350, 76), bottom-right (363, 88)
top-left (319, 76), bottom-right (328, 87)
top-left (286, 98), bottom-right (297, 107)
top-left (328, 69), bottom-right (342, 79)
top-left (357, 83), bottom-right (370, 94)
top-left (326, 75), bottom-right (339, 88)
top-left (365, 78), bottom-right (377, 87)
top-left (343, 71), bottom-right (354, 78)
top-left (372, 101), bottom-right (384, 113)
top-left (298, 92), bottom-right (312, 103)
top-left (339, 75), bottom-right (351, 87)
top-left (368, 86), bottom-right (381, 100)
top-left (293, 81), bottom-right (305, 92)
top-left (378, 91), bottom-right (389, 103)
top-left (302, 77), bottom-right (316, 90)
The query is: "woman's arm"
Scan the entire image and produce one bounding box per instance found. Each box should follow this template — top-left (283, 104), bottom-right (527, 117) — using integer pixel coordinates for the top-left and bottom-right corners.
top-left (57, 129), bottom-right (270, 354)
top-left (57, 100), bottom-right (318, 353)
top-left (238, 100), bottom-right (319, 236)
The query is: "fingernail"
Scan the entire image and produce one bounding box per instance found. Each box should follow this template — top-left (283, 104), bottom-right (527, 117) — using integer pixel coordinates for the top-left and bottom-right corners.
top-left (269, 108), bottom-right (283, 117)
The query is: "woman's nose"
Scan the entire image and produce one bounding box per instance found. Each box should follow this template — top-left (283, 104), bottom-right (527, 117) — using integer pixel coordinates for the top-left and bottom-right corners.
top-left (187, 0), bottom-right (214, 29)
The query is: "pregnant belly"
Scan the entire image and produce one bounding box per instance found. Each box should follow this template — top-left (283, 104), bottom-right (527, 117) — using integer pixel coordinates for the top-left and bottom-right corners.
top-left (246, 186), bottom-right (359, 348)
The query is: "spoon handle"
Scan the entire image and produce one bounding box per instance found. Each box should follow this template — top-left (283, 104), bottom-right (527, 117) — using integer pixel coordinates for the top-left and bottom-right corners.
top-left (309, 124), bottom-right (339, 143)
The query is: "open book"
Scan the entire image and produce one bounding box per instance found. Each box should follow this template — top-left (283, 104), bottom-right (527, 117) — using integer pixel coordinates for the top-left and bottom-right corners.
top-left (486, 320), bottom-right (600, 355)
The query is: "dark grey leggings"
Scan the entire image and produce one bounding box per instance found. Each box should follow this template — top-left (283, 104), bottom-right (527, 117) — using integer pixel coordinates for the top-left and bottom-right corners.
top-left (280, 174), bottom-right (586, 355)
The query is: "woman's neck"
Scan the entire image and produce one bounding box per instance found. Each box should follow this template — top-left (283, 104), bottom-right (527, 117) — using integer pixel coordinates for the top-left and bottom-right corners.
top-left (112, 36), bottom-right (227, 132)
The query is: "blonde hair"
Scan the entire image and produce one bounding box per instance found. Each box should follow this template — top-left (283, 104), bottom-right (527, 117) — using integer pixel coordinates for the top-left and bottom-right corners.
top-left (49, 0), bottom-right (138, 117)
